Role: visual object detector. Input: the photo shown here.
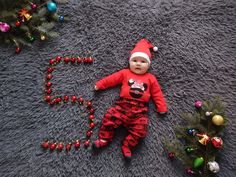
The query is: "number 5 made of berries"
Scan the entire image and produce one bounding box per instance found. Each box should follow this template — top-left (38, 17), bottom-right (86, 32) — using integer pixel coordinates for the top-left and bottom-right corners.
top-left (41, 55), bottom-right (95, 152)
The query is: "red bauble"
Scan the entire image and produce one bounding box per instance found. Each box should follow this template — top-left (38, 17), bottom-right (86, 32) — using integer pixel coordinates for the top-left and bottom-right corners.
top-left (84, 140), bottom-right (90, 147)
top-left (90, 122), bottom-right (95, 129)
top-left (88, 57), bottom-right (93, 63)
top-left (66, 143), bottom-right (72, 151)
top-left (56, 97), bottom-right (62, 103)
top-left (44, 95), bottom-right (51, 102)
top-left (45, 89), bottom-right (52, 95)
top-left (41, 140), bottom-right (49, 149)
top-left (64, 57), bottom-right (70, 63)
top-left (50, 143), bottom-right (57, 150)
top-left (47, 67), bottom-right (54, 73)
top-left (71, 96), bottom-right (77, 102)
top-left (46, 82), bottom-right (52, 87)
top-left (86, 131), bottom-right (92, 137)
top-left (185, 168), bottom-right (194, 174)
top-left (15, 20), bottom-right (21, 27)
top-left (49, 59), bottom-right (55, 65)
top-left (87, 101), bottom-right (92, 107)
top-left (46, 74), bottom-right (53, 80)
top-left (50, 99), bottom-right (56, 106)
top-left (89, 115), bottom-right (94, 121)
top-left (56, 56), bottom-right (62, 62)
top-left (63, 95), bottom-right (69, 102)
top-left (168, 152), bottom-right (175, 159)
top-left (83, 58), bottom-right (88, 63)
top-left (57, 143), bottom-right (64, 150)
top-left (79, 97), bottom-right (84, 104)
top-left (74, 140), bottom-right (80, 149)
top-left (71, 57), bottom-right (76, 63)
top-left (15, 47), bottom-right (21, 54)
top-left (211, 137), bottom-right (223, 149)
top-left (89, 108), bottom-right (95, 114)
top-left (77, 57), bottom-right (82, 63)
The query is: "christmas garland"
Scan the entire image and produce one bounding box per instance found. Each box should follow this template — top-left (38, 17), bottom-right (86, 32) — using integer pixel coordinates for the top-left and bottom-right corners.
top-left (41, 55), bottom-right (94, 152)
top-left (0, 0), bottom-right (68, 54)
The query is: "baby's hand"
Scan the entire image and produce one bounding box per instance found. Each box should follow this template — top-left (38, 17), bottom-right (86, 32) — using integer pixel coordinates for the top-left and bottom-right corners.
top-left (94, 85), bottom-right (98, 90)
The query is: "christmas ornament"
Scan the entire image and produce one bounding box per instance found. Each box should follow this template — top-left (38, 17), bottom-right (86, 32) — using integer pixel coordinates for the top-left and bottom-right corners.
top-left (40, 34), bottom-right (46, 41)
top-left (168, 152), bottom-right (175, 159)
top-left (185, 168), bottom-right (194, 174)
top-left (64, 57), bottom-right (70, 63)
top-left (74, 140), bottom-right (80, 149)
top-left (56, 56), bottom-right (62, 62)
top-left (205, 111), bottom-right (212, 116)
top-left (63, 95), bottom-right (69, 102)
top-left (47, 67), bottom-right (54, 73)
top-left (66, 143), bottom-right (72, 151)
top-left (19, 8), bottom-right (32, 21)
top-left (71, 57), bottom-right (76, 63)
top-left (50, 143), bottom-right (57, 150)
top-left (46, 74), bottom-right (53, 79)
top-left (46, 81), bottom-right (52, 87)
top-left (77, 57), bottom-right (82, 63)
top-left (47, 1), bottom-right (57, 13)
top-left (185, 147), bottom-right (195, 154)
top-left (193, 157), bottom-right (204, 168)
top-left (15, 20), bottom-right (21, 27)
top-left (59, 15), bottom-right (64, 22)
top-left (71, 95), bottom-right (77, 102)
top-left (207, 161), bottom-right (220, 173)
top-left (30, 3), bottom-right (37, 10)
top-left (212, 115), bottom-right (224, 126)
top-left (196, 133), bottom-right (210, 145)
top-left (187, 128), bottom-right (196, 136)
top-left (0, 22), bottom-right (11, 32)
top-left (15, 47), bottom-right (21, 54)
top-left (41, 140), bottom-right (49, 149)
top-left (44, 95), bottom-right (51, 102)
top-left (211, 137), bottom-right (223, 149)
top-left (57, 142), bottom-right (64, 151)
top-left (194, 100), bottom-right (202, 109)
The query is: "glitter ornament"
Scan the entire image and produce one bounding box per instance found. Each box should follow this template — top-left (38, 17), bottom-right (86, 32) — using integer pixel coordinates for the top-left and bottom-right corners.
top-left (212, 115), bottom-right (224, 126)
top-left (194, 157), bottom-right (204, 168)
top-left (0, 22), bottom-right (11, 32)
top-left (207, 161), bottom-right (220, 173)
top-left (194, 100), bottom-right (202, 108)
top-left (211, 137), bottom-right (223, 149)
top-left (47, 1), bottom-right (57, 13)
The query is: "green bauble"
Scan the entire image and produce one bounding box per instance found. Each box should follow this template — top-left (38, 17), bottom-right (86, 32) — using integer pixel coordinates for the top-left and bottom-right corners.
top-left (185, 147), bottom-right (195, 154)
top-left (194, 157), bottom-right (204, 168)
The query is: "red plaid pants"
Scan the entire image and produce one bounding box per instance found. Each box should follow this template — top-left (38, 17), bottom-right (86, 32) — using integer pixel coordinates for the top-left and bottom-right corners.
top-left (98, 98), bottom-right (148, 149)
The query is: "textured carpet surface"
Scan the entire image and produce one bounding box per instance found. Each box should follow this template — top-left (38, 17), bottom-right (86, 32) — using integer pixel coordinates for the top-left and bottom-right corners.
top-left (0, 0), bottom-right (236, 177)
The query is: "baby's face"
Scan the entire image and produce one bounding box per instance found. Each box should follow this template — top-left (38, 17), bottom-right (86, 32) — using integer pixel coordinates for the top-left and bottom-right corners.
top-left (129, 57), bottom-right (150, 75)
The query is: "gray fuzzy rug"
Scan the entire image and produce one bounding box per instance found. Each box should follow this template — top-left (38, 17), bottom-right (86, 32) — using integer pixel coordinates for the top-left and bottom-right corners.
top-left (0, 0), bottom-right (236, 176)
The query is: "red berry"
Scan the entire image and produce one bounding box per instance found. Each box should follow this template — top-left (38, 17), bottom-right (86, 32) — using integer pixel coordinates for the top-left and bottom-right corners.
top-left (64, 57), bottom-right (70, 63)
top-left (47, 67), bottom-right (54, 73)
top-left (74, 140), bottom-right (80, 149)
top-left (79, 97), bottom-right (84, 104)
top-left (49, 59), bottom-right (55, 65)
top-left (84, 140), bottom-right (90, 147)
top-left (66, 143), bottom-right (72, 151)
top-left (50, 99), bottom-right (56, 106)
top-left (71, 57), bottom-right (76, 63)
top-left (87, 101), bottom-right (92, 107)
top-left (46, 82), bottom-right (52, 87)
top-left (56, 56), bottom-right (62, 62)
top-left (45, 89), bottom-right (52, 95)
top-left (90, 122), bottom-right (95, 129)
top-left (57, 143), bottom-right (64, 150)
top-left (88, 57), bottom-right (93, 63)
top-left (77, 57), bottom-right (82, 63)
top-left (71, 96), bottom-right (77, 102)
top-left (86, 131), bottom-right (92, 137)
top-left (63, 95), bottom-right (69, 102)
top-left (15, 47), bottom-right (21, 54)
top-left (44, 95), bottom-right (51, 102)
top-left (46, 74), bottom-right (53, 80)
top-left (50, 143), bottom-right (57, 150)
top-left (89, 115), bottom-right (94, 121)
top-left (41, 140), bottom-right (49, 149)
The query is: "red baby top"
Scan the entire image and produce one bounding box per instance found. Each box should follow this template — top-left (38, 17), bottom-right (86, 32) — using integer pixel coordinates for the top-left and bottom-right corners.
top-left (96, 69), bottom-right (167, 113)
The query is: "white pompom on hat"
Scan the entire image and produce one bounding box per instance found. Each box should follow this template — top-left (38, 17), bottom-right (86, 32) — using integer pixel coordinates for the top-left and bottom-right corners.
top-left (129, 39), bottom-right (158, 64)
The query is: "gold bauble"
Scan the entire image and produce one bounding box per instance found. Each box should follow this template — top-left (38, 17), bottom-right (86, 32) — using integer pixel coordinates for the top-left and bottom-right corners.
top-left (212, 115), bottom-right (224, 126)
top-left (40, 35), bottom-right (46, 41)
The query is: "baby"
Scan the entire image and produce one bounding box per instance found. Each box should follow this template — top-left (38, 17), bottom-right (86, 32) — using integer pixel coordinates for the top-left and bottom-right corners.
top-left (93, 39), bottom-right (167, 160)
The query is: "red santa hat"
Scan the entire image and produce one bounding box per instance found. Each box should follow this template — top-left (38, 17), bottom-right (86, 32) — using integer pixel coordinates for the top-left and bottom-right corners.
top-left (129, 39), bottom-right (158, 64)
